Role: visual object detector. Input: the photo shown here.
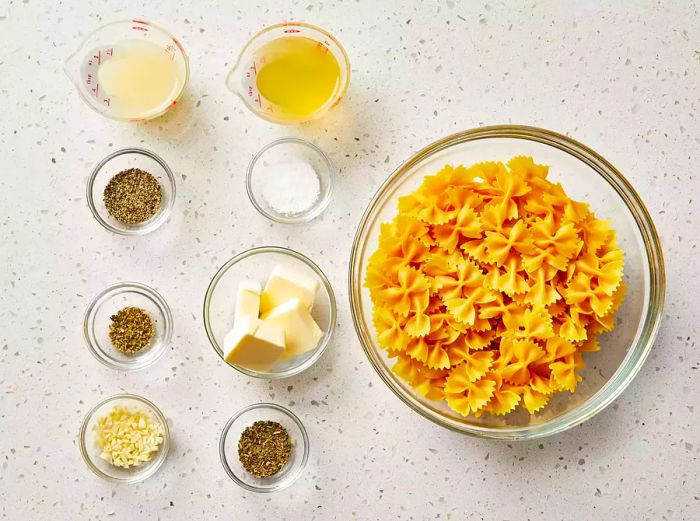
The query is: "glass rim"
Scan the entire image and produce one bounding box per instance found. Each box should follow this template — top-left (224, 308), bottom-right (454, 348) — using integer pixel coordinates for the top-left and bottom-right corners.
top-left (218, 402), bottom-right (309, 493)
top-left (86, 147), bottom-right (177, 235)
top-left (78, 393), bottom-right (170, 483)
top-left (83, 281), bottom-right (173, 371)
top-left (348, 124), bottom-right (666, 440)
top-left (245, 137), bottom-right (335, 223)
top-left (202, 246), bottom-right (337, 379)
top-left (64, 19), bottom-right (190, 122)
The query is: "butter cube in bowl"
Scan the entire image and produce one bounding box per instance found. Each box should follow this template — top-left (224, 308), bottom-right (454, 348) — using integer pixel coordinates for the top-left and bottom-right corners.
top-left (204, 246), bottom-right (336, 378)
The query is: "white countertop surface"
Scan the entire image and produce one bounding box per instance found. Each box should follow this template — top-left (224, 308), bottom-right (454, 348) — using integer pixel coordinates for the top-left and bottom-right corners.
top-left (1, 1), bottom-right (698, 519)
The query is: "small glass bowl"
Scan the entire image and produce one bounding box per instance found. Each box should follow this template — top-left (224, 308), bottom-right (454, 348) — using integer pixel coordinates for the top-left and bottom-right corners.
top-left (84, 282), bottom-right (172, 371)
top-left (246, 138), bottom-right (334, 223)
top-left (79, 393), bottom-right (170, 483)
top-left (87, 147), bottom-right (176, 235)
top-left (203, 246), bottom-right (336, 379)
top-left (219, 403), bottom-right (309, 492)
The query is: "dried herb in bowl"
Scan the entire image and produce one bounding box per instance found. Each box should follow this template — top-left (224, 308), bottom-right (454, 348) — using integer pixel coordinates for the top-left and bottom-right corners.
top-left (103, 168), bottom-right (162, 224)
top-left (109, 306), bottom-right (154, 354)
top-left (238, 420), bottom-right (292, 478)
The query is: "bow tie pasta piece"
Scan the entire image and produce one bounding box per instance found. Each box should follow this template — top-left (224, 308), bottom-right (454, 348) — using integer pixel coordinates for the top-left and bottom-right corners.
top-left (445, 374), bottom-right (496, 416)
top-left (433, 205), bottom-right (482, 253)
top-left (487, 168), bottom-right (531, 220)
top-left (478, 371), bottom-right (522, 416)
top-left (434, 257), bottom-right (485, 300)
top-left (392, 353), bottom-right (448, 400)
top-left (484, 219), bottom-right (534, 266)
top-left (365, 156), bottom-right (625, 417)
top-left (377, 265), bottom-right (431, 317)
top-left (521, 386), bottom-right (551, 414)
top-left (498, 338), bottom-right (545, 385)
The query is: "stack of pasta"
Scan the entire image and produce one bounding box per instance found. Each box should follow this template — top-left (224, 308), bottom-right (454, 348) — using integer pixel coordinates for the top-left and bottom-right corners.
top-left (365, 157), bottom-right (625, 417)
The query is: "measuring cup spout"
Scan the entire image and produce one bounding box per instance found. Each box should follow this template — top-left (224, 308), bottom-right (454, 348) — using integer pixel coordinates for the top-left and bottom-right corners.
top-left (63, 48), bottom-right (82, 86)
top-left (225, 64), bottom-right (244, 98)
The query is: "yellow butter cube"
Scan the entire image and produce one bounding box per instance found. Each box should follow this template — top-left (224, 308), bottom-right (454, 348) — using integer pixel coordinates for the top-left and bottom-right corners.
top-left (261, 298), bottom-right (324, 360)
top-left (234, 280), bottom-right (261, 328)
top-left (260, 265), bottom-right (319, 314)
top-left (223, 317), bottom-right (285, 371)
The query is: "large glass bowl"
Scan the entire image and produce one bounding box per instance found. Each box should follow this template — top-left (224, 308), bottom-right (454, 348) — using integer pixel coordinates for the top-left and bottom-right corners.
top-left (349, 125), bottom-right (665, 440)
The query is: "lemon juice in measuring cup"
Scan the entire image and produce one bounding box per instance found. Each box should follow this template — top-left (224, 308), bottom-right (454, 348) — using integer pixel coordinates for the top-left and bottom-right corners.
top-left (227, 22), bottom-right (350, 124)
top-left (96, 40), bottom-right (183, 119)
top-left (65, 20), bottom-right (189, 121)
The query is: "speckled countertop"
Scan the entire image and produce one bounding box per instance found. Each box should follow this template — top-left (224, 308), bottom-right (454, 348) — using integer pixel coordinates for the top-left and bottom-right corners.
top-left (0, 1), bottom-right (698, 519)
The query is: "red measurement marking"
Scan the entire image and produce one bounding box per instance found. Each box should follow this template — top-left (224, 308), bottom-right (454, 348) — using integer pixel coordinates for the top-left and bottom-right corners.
top-left (86, 74), bottom-right (92, 84)
top-left (132, 26), bottom-right (148, 31)
top-left (248, 86), bottom-right (253, 97)
top-left (251, 61), bottom-right (257, 74)
top-left (106, 47), bottom-right (113, 56)
top-left (103, 98), bottom-right (111, 107)
top-left (93, 50), bottom-right (101, 65)
top-left (91, 83), bottom-right (99, 97)
top-left (172, 38), bottom-right (185, 54)
top-left (132, 19), bottom-right (149, 25)
top-left (283, 29), bottom-right (300, 33)
top-left (256, 96), bottom-right (262, 108)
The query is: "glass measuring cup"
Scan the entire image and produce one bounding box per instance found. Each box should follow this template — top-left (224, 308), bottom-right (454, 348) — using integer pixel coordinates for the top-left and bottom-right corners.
top-left (226, 22), bottom-right (350, 124)
top-left (64, 20), bottom-right (189, 122)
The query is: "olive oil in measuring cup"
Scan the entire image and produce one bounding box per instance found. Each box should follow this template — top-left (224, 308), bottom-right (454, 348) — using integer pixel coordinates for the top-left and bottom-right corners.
top-left (226, 23), bottom-right (350, 124)
top-left (255, 37), bottom-right (341, 120)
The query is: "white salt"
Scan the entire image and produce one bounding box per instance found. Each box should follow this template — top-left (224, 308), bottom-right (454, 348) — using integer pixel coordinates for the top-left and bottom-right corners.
top-left (259, 159), bottom-right (321, 215)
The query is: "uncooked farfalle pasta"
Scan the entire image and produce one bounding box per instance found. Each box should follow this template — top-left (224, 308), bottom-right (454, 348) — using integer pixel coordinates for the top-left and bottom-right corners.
top-left (365, 157), bottom-right (625, 417)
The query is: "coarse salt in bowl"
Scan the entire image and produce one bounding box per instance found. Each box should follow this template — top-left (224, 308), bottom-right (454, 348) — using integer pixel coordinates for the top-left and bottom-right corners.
top-left (246, 137), bottom-right (334, 223)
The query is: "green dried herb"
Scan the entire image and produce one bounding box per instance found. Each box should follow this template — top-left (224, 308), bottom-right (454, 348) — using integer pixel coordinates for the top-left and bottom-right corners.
top-left (238, 420), bottom-right (292, 478)
top-left (108, 306), bottom-right (154, 354)
top-left (103, 168), bottom-right (162, 224)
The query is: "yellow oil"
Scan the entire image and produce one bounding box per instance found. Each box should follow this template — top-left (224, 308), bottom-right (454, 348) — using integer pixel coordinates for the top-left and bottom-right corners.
top-left (98, 39), bottom-right (183, 119)
top-left (255, 36), bottom-right (341, 119)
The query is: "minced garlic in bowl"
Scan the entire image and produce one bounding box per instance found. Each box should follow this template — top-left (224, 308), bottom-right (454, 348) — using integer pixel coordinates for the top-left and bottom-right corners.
top-left (79, 394), bottom-right (170, 482)
top-left (94, 405), bottom-right (165, 469)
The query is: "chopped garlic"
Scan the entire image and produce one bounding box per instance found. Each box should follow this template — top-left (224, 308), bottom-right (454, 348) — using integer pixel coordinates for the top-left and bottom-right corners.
top-left (94, 405), bottom-right (165, 469)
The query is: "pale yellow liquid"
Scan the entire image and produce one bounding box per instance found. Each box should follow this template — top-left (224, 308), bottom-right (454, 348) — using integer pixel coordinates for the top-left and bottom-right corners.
top-left (255, 36), bottom-right (341, 120)
top-left (98, 39), bottom-right (183, 119)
